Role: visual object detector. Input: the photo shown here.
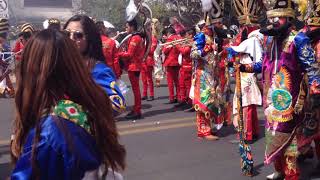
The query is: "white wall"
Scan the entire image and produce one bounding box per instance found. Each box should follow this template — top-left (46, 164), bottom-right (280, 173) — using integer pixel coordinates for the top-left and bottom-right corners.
top-left (9, 0), bottom-right (80, 22)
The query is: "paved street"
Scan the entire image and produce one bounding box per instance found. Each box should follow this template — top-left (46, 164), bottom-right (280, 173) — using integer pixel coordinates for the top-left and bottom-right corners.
top-left (0, 75), bottom-right (320, 179)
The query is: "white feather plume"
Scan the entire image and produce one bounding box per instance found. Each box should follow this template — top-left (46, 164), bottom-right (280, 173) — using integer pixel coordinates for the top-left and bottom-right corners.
top-left (126, 0), bottom-right (138, 21)
top-left (201, 0), bottom-right (213, 13)
top-left (43, 20), bottom-right (49, 29)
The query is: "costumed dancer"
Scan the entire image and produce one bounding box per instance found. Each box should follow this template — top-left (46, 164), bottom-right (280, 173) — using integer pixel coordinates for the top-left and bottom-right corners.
top-left (141, 19), bottom-right (159, 101)
top-left (295, 0), bottom-right (320, 175)
top-left (191, 0), bottom-right (228, 140)
top-left (240, 0), bottom-right (320, 179)
top-left (162, 26), bottom-right (181, 104)
top-left (228, 0), bottom-right (264, 143)
top-left (96, 21), bottom-right (121, 79)
top-left (175, 28), bottom-right (196, 110)
top-left (0, 19), bottom-right (14, 97)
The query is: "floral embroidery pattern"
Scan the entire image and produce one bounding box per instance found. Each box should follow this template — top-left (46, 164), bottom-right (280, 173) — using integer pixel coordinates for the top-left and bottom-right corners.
top-left (52, 100), bottom-right (91, 134)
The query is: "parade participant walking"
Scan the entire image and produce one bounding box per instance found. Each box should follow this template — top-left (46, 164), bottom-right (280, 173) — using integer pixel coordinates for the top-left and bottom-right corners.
top-left (162, 26), bottom-right (181, 104)
top-left (228, 0), bottom-right (264, 143)
top-left (295, 0), bottom-right (320, 175)
top-left (239, 0), bottom-right (320, 179)
top-left (175, 28), bottom-right (195, 110)
top-left (190, 0), bottom-right (228, 140)
top-left (141, 28), bottom-right (157, 101)
top-left (11, 29), bottom-right (126, 179)
top-left (118, 19), bottom-right (145, 119)
top-left (96, 21), bottom-right (121, 79)
top-left (64, 15), bottom-right (126, 115)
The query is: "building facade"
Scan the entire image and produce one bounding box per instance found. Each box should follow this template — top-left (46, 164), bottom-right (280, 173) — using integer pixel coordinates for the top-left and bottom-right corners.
top-left (9, 0), bottom-right (81, 25)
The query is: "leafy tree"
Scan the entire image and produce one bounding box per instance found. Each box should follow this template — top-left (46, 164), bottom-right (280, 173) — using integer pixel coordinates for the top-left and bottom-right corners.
top-left (79, 0), bottom-right (127, 29)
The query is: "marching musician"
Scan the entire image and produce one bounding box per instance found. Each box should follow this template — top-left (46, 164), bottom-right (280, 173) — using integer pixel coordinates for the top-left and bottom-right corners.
top-left (118, 19), bottom-right (145, 119)
top-left (141, 19), bottom-right (158, 101)
top-left (162, 26), bottom-right (181, 104)
top-left (96, 21), bottom-right (121, 79)
top-left (175, 28), bottom-right (195, 110)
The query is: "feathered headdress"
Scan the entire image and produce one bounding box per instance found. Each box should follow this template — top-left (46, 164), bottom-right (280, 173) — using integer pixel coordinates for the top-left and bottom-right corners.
top-left (294, 0), bottom-right (320, 26)
top-left (233, 0), bottom-right (264, 25)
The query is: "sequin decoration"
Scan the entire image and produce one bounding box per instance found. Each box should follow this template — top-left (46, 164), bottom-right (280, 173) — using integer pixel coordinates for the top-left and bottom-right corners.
top-left (271, 89), bottom-right (292, 111)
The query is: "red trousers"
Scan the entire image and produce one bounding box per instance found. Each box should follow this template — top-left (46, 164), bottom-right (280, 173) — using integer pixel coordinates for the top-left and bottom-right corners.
top-left (179, 68), bottom-right (192, 104)
top-left (128, 71), bottom-right (141, 114)
top-left (243, 105), bottom-right (259, 141)
top-left (166, 66), bottom-right (180, 101)
top-left (274, 152), bottom-right (299, 180)
top-left (196, 112), bottom-right (212, 137)
top-left (141, 65), bottom-right (154, 97)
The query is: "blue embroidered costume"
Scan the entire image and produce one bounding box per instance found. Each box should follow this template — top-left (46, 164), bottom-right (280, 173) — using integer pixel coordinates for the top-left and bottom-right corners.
top-left (11, 100), bottom-right (101, 180)
top-left (92, 62), bottom-right (126, 115)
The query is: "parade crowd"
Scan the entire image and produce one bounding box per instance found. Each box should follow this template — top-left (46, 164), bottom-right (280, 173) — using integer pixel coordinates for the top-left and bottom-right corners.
top-left (1, 0), bottom-right (320, 179)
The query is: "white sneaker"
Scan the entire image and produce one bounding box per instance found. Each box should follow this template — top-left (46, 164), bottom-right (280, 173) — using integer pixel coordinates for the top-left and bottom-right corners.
top-left (266, 172), bottom-right (284, 180)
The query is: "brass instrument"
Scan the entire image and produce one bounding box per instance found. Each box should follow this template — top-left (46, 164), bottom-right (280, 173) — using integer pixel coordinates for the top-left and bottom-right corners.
top-left (159, 38), bottom-right (193, 47)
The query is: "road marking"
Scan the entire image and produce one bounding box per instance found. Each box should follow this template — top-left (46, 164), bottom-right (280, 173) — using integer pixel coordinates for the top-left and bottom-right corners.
top-left (117, 116), bottom-right (194, 130)
top-left (0, 139), bottom-right (10, 146)
top-left (0, 117), bottom-right (196, 145)
top-left (119, 121), bottom-right (195, 136)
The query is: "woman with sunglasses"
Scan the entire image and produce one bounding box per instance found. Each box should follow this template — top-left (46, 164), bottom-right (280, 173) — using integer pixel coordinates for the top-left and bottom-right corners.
top-left (11, 29), bottom-right (125, 179)
top-left (64, 15), bottom-right (126, 115)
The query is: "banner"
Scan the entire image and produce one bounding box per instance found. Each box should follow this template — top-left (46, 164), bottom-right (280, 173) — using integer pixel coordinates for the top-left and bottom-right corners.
top-left (0, 0), bottom-right (9, 19)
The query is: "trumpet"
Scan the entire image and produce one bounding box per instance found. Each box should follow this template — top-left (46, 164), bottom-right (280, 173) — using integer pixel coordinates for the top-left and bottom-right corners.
top-left (159, 38), bottom-right (193, 47)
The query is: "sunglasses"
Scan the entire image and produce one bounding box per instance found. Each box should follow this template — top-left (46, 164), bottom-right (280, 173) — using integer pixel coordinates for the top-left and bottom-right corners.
top-left (63, 30), bottom-right (85, 40)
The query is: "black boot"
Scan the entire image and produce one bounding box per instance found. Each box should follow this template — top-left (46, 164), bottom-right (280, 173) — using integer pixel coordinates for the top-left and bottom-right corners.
top-left (147, 96), bottom-right (154, 101)
top-left (141, 96), bottom-right (147, 100)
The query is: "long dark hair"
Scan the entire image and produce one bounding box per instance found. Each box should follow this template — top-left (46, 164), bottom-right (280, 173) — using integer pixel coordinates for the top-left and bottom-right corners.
top-left (12, 29), bottom-right (125, 177)
top-left (63, 15), bottom-right (105, 61)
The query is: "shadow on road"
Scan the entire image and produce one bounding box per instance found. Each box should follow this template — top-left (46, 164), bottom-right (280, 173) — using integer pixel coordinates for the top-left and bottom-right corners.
top-left (216, 126), bottom-right (237, 138)
top-left (0, 144), bottom-right (10, 158)
top-left (156, 96), bottom-right (169, 100)
top-left (125, 104), bottom-right (153, 111)
top-left (0, 162), bottom-right (11, 180)
top-left (142, 107), bottom-right (176, 118)
top-left (0, 144), bottom-right (11, 179)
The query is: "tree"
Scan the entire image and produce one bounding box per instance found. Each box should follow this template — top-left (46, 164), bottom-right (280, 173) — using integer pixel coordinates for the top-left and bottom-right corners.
top-left (149, 0), bottom-right (235, 27)
top-left (79, 0), bottom-right (127, 29)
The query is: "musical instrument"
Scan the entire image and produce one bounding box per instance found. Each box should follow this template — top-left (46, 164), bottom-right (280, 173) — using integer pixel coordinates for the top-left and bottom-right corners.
top-left (159, 38), bottom-right (193, 47)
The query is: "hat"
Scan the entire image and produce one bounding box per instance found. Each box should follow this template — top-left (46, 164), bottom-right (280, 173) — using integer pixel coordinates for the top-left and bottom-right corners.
top-left (0, 19), bottom-right (9, 38)
top-left (263, 0), bottom-right (296, 18)
top-left (20, 23), bottom-right (35, 33)
top-left (43, 18), bottom-right (61, 29)
top-left (233, 0), bottom-right (264, 25)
